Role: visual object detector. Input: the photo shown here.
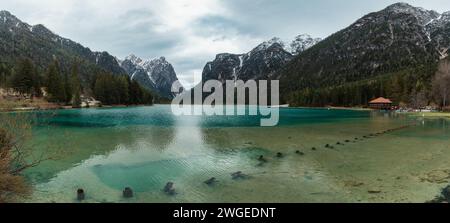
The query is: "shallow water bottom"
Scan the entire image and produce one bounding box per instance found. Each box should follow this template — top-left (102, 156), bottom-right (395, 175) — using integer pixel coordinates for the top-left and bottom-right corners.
top-left (21, 107), bottom-right (450, 203)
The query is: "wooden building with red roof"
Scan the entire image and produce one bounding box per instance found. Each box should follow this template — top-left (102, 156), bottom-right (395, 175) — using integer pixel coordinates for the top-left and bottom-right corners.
top-left (369, 97), bottom-right (393, 110)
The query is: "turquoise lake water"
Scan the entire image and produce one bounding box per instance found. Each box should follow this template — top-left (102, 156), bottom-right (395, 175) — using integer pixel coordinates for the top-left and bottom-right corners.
top-left (15, 105), bottom-right (450, 203)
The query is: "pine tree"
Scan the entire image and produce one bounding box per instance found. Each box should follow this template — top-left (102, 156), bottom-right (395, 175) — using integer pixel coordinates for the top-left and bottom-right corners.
top-left (128, 80), bottom-right (143, 104)
top-left (11, 58), bottom-right (35, 95)
top-left (92, 72), bottom-right (153, 106)
top-left (70, 62), bottom-right (82, 108)
top-left (46, 60), bottom-right (65, 103)
top-left (0, 63), bottom-right (10, 88)
top-left (63, 71), bottom-right (72, 104)
top-left (93, 73), bottom-right (109, 104)
top-left (31, 66), bottom-right (42, 97)
top-left (116, 76), bottom-right (129, 104)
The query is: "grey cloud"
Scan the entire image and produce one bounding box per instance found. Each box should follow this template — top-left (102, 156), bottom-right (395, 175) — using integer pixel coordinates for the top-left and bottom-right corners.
top-left (193, 15), bottom-right (260, 37)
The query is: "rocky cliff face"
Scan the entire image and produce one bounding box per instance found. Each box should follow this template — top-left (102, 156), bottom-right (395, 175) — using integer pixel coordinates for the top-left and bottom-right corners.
top-left (426, 11), bottom-right (450, 59)
top-left (200, 38), bottom-right (296, 85)
top-left (120, 55), bottom-right (181, 99)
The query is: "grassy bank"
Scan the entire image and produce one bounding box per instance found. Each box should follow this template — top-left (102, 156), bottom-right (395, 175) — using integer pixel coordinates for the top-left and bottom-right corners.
top-left (0, 98), bottom-right (61, 112)
top-left (404, 112), bottom-right (450, 119)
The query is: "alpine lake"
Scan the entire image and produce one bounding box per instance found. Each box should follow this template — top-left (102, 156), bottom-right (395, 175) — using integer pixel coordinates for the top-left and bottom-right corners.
top-left (12, 105), bottom-right (450, 203)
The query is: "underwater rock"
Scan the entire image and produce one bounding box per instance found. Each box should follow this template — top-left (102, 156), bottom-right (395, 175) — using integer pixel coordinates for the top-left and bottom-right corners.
top-left (420, 169), bottom-right (450, 183)
top-left (164, 182), bottom-right (176, 195)
top-left (204, 177), bottom-right (218, 186)
top-left (296, 150), bottom-right (305, 155)
top-left (344, 181), bottom-right (364, 187)
top-left (258, 155), bottom-right (268, 162)
top-left (311, 147), bottom-right (316, 151)
top-left (123, 187), bottom-right (133, 198)
top-left (276, 152), bottom-right (283, 158)
top-left (77, 188), bottom-right (85, 201)
top-left (430, 185), bottom-right (450, 202)
top-left (442, 185), bottom-right (450, 199)
top-left (231, 171), bottom-right (248, 180)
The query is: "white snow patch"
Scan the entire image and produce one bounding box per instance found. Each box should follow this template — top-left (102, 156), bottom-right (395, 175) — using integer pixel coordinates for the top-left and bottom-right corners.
top-left (147, 71), bottom-right (156, 85)
top-left (425, 15), bottom-right (442, 26)
top-left (131, 71), bottom-right (137, 80)
top-left (439, 48), bottom-right (449, 59)
top-left (425, 30), bottom-right (431, 42)
top-left (232, 67), bottom-right (237, 82)
top-left (239, 55), bottom-right (244, 67)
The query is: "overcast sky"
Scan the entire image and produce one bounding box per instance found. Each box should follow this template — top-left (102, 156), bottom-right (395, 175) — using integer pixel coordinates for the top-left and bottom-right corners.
top-left (2, 0), bottom-right (450, 87)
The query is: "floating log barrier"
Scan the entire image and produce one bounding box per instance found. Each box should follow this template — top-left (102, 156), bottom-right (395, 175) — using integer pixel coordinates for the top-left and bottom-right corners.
top-left (123, 187), bottom-right (133, 198)
top-left (276, 152), bottom-right (283, 158)
top-left (164, 182), bottom-right (176, 195)
top-left (354, 125), bottom-right (416, 144)
top-left (77, 188), bottom-right (85, 201)
top-left (204, 177), bottom-right (218, 186)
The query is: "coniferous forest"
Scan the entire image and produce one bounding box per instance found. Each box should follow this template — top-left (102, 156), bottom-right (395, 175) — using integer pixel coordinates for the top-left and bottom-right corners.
top-left (0, 58), bottom-right (153, 106)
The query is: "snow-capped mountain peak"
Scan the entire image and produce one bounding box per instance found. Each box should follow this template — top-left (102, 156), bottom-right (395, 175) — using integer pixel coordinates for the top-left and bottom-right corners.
top-left (120, 55), bottom-right (181, 99)
top-left (383, 2), bottom-right (440, 25)
top-left (254, 37), bottom-right (285, 51)
top-left (288, 34), bottom-right (322, 55)
top-left (124, 54), bottom-right (143, 65)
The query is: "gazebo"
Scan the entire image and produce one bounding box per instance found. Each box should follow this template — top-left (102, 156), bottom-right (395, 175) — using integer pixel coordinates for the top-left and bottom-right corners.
top-left (369, 97), bottom-right (393, 110)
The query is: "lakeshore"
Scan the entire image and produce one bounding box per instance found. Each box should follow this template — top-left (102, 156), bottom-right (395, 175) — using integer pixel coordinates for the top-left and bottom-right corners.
top-left (3, 100), bottom-right (450, 121)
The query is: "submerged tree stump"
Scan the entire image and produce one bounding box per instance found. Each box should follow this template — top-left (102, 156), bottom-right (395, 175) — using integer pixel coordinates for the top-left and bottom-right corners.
top-left (164, 182), bottom-right (176, 195)
top-left (204, 177), bottom-right (218, 186)
top-left (258, 155), bottom-right (268, 162)
top-left (77, 188), bottom-right (85, 201)
top-left (123, 187), bottom-right (133, 198)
